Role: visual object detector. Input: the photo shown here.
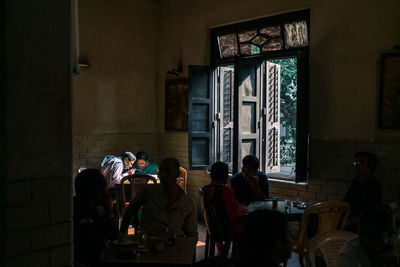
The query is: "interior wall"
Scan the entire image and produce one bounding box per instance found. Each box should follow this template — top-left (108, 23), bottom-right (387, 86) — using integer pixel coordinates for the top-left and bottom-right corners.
top-left (3, 0), bottom-right (72, 265)
top-left (73, 0), bottom-right (160, 135)
top-left (155, 0), bottom-right (400, 207)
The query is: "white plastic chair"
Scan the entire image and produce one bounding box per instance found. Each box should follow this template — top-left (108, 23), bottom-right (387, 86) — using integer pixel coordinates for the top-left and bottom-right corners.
top-left (308, 230), bottom-right (357, 267)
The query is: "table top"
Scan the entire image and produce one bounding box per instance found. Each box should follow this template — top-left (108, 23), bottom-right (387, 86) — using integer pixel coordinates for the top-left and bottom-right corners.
top-left (246, 200), bottom-right (305, 221)
top-left (102, 236), bottom-right (197, 266)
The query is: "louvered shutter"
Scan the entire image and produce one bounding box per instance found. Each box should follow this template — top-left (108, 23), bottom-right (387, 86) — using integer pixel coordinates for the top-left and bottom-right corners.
top-left (188, 66), bottom-right (213, 170)
top-left (265, 62), bottom-right (280, 173)
top-left (217, 67), bottom-right (234, 170)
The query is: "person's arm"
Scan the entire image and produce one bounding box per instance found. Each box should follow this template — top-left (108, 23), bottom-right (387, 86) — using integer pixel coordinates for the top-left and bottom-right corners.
top-left (183, 199), bottom-right (198, 238)
top-left (247, 175), bottom-right (266, 201)
top-left (112, 162), bottom-right (134, 184)
top-left (257, 172), bottom-right (269, 199)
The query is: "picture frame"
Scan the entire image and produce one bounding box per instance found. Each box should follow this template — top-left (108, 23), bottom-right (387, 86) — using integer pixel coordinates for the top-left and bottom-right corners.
top-left (165, 79), bottom-right (189, 131)
top-left (378, 52), bottom-right (400, 129)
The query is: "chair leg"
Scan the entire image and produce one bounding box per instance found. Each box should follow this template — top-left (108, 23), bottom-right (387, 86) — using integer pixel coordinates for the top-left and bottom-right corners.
top-left (210, 239), bottom-right (216, 257)
top-left (204, 233), bottom-right (210, 259)
top-left (299, 254), bottom-right (305, 266)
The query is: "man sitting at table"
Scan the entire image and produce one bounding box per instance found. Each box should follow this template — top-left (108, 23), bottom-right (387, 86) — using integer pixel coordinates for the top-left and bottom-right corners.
top-left (231, 155), bottom-right (269, 206)
top-left (120, 157), bottom-right (197, 238)
top-left (131, 151), bottom-right (158, 175)
top-left (343, 152), bottom-right (382, 232)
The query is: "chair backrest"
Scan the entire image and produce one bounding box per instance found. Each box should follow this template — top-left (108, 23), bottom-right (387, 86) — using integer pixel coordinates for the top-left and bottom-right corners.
top-left (121, 174), bottom-right (158, 204)
top-left (178, 167), bottom-right (188, 192)
top-left (308, 230), bottom-right (357, 267)
top-left (297, 201), bottom-right (351, 254)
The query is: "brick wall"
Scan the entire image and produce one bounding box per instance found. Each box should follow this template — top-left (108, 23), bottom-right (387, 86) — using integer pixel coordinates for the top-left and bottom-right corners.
top-left (74, 133), bottom-right (400, 218)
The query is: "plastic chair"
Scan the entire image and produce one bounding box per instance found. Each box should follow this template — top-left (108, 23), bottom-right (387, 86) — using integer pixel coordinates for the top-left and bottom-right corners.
top-left (178, 167), bottom-right (188, 192)
top-left (293, 201), bottom-right (351, 266)
top-left (308, 230), bottom-right (357, 267)
top-left (198, 187), bottom-right (234, 259)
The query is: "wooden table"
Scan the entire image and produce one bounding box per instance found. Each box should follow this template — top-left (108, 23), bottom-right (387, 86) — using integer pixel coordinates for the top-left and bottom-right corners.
top-left (102, 236), bottom-right (197, 266)
top-left (246, 200), bottom-right (305, 221)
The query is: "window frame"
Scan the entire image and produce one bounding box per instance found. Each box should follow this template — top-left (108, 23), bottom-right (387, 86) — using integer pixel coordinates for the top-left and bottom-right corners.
top-left (189, 9), bottom-right (309, 182)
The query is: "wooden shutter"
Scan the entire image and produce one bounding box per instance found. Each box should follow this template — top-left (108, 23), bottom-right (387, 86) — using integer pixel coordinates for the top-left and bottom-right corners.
top-left (265, 62), bottom-right (281, 173)
top-left (189, 66), bottom-right (213, 170)
top-left (235, 59), bottom-right (262, 172)
top-left (217, 67), bottom-right (234, 170)
top-left (295, 50), bottom-right (309, 182)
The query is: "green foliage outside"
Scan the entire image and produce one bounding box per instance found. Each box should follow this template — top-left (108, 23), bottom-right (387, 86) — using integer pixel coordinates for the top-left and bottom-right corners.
top-left (271, 58), bottom-right (297, 174)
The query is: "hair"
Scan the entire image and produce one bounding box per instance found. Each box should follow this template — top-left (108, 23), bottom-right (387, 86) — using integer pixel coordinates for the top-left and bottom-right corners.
top-left (210, 161), bottom-right (229, 182)
top-left (242, 155), bottom-right (260, 170)
top-left (355, 151), bottom-right (378, 173)
top-left (135, 151), bottom-right (149, 161)
top-left (74, 168), bottom-right (106, 199)
top-left (120, 151), bottom-right (136, 161)
top-left (241, 209), bottom-right (288, 254)
top-left (359, 205), bottom-right (393, 235)
top-left (162, 157), bottom-right (180, 171)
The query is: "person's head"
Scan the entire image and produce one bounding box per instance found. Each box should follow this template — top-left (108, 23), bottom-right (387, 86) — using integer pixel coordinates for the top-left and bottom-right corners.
top-left (75, 168), bottom-right (107, 203)
top-left (240, 210), bottom-right (293, 264)
top-left (158, 157), bottom-right (180, 186)
top-left (353, 152), bottom-right (377, 176)
top-left (210, 161), bottom-right (229, 184)
top-left (358, 205), bottom-right (393, 259)
top-left (135, 151), bottom-right (149, 170)
top-left (120, 151), bottom-right (136, 170)
top-left (242, 155), bottom-right (259, 177)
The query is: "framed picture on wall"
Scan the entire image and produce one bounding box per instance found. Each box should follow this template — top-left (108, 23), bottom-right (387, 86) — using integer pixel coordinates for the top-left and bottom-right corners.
top-left (165, 79), bottom-right (189, 131)
top-left (378, 52), bottom-right (400, 128)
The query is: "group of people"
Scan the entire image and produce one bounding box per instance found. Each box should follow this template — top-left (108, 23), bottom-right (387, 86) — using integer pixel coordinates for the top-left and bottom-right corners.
top-left (74, 152), bottom-right (197, 266)
top-left (73, 150), bottom-right (399, 267)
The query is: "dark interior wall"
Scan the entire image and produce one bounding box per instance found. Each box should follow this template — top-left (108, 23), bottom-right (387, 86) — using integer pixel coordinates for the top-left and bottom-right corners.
top-left (73, 0), bottom-right (160, 135)
top-left (3, 0), bottom-right (72, 265)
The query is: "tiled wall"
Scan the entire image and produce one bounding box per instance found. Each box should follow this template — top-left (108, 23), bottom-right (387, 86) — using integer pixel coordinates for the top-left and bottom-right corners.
top-left (74, 133), bottom-right (400, 216)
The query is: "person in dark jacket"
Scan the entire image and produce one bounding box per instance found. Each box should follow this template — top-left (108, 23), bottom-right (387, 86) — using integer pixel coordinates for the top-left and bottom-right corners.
top-left (343, 152), bottom-right (382, 232)
top-left (231, 155), bottom-right (269, 206)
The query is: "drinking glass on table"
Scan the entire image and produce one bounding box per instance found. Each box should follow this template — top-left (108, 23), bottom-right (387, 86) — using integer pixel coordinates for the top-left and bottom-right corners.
top-left (284, 199), bottom-right (292, 214)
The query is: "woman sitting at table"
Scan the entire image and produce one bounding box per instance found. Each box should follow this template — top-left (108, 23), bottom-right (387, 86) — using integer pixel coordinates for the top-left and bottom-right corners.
top-left (131, 151), bottom-right (158, 175)
top-left (202, 162), bottom-right (245, 242)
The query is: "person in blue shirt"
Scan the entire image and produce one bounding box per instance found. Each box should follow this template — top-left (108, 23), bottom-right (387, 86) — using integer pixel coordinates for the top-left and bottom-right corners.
top-left (132, 151), bottom-right (159, 175)
top-left (231, 155), bottom-right (269, 206)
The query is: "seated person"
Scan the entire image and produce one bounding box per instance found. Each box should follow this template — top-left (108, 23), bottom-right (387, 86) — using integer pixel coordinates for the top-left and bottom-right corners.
top-left (231, 155), bottom-right (269, 205)
top-left (131, 151), bottom-right (158, 175)
top-left (343, 152), bottom-right (382, 231)
top-left (100, 151), bottom-right (136, 191)
top-left (202, 162), bottom-right (245, 244)
top-left (73, 169), bottom-right (118, 266)
top-left (337, 205), bottom-right (397, 266)
top-left (120, 157), bottom-right (197, 238)
top-left (236, 209), bottom-right (293, 267)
